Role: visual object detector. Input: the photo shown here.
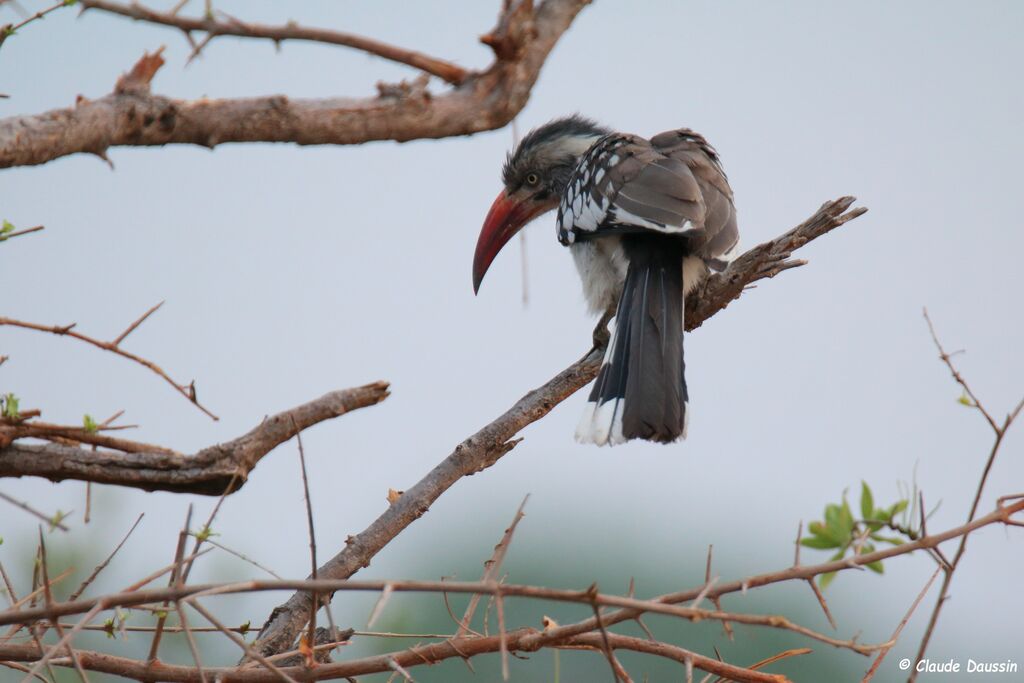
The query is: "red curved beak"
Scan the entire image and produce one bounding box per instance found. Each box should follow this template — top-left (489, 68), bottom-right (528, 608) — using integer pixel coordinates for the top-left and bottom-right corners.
top-left (473, 190), bottom-right (541, 294)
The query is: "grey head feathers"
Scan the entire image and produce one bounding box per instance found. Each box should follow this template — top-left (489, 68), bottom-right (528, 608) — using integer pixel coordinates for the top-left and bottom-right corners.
top-left (502, 115), bottom-right (611, 196)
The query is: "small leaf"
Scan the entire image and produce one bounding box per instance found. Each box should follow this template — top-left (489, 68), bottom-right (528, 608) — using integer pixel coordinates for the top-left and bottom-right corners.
top-left (0, 219), bottom-right (14, 235)
top-left (48, 510), bottom-right (67, 531)
top-left (2, 393), bottom-right (20, 419)
top-left (860, 481), bottom-right (874, 521)
top-left (870, 534), bottom-right (906, 546)
top-left (192, 525), bottom-right (217, 542)
top-left (818, 549), bottom-right (846, 588)
top-left (957, 391), bottom-right (973, 407)
top-left (801, 536), bottom-right (840, 549)
top-left (239, 620), bottom-right (251, 635)
top-left (82, 414), bottom-right (98, 433)
top-left (838, 497), bottom-right (855, 539)
top-left (889, 500), bottom-right (909, 517)
top-left (824, 504), bottom-right (842, 536)
top-left (807, 521), bottom-right (829, 538)
top-left (867, 560), bottom-right (885, 574)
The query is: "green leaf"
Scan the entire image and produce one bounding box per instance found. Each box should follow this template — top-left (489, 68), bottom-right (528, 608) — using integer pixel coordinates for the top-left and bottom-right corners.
top-left (957, 391), bottom-right (973, 407)
top-left (807, 521), bottom-right (829, 538)
top-left (192, 525), bottom-right (217, 542)
top-left (48, 510), bottom-right (67, 531)
top-left (63, 0), bottom-right (79, 6)
top-left (870, 534), bottom-right (906, 546)
top-left (82, 414), bottom-right (98, 433)
top-left (889, 500), bottom-right (909, 518)
top-left (838, 497), bottom-right (855, 539)
top-left (824, 504), bottom-right (842, 536)
top-left (2, 393), bottom-right (20, 419)
top-left (239, 620), bottom-right (251, 635)
top-left (867, 560), bottom-right (885, 574)
top-left (860, 481), bottom-right (874, 520)
top-left (0, 219), bottom-right (14, 235)
top-left (801, 536), bottom-right (841, 549)
top-left (818, 549), bottom-right (847, 589)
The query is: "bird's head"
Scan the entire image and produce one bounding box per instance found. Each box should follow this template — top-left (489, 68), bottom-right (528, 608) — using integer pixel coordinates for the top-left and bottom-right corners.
top-left (472, 115), bottom-right (610, 293)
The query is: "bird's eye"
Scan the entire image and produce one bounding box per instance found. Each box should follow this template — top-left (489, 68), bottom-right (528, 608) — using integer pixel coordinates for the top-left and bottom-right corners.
top-left (525, 172), bottom-right (540, 186)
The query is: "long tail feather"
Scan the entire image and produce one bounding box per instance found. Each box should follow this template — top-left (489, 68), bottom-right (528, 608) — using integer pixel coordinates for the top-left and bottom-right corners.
top-left (576, 236), bottom-right (688, 445)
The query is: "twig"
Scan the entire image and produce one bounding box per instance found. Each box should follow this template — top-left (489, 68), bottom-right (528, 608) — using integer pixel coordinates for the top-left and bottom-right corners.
top-left (457, 496), bottom-right (528, 637)
top-left (0, 225), bottom-right (44, 241)
top-left (80, 0), bottom-right (469, 85)
top-left (186, 598), bottom-right (297, 683)
top-left (0, 310), bottom-right (217, 419)
top-left (147, 505), bottom-right (192, 662)
top-left (175, 600), bottom-right (208, 683)
top-left (862, 568), bottom-right (941, 682)
top-left (68, 513), bottom-right (144, 602)
top-left (0, 490), bottom-right (69, 531)
top-left (909, 313), bottom-right (1024, 679)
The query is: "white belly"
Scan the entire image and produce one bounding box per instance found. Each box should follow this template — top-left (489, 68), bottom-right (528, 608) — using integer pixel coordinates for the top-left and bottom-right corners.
top-left (570, 239), bottom-right (708, 315)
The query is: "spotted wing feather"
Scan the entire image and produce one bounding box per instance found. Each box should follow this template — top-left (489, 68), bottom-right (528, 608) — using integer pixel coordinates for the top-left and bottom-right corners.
top-left (558, 129), bottom-right (739, 270)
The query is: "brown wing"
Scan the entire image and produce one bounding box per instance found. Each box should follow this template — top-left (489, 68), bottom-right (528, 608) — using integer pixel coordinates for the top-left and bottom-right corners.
top-left (558, 129), bottom-right (739, 270)
top-left (649, 129), bottom-right (739, 269)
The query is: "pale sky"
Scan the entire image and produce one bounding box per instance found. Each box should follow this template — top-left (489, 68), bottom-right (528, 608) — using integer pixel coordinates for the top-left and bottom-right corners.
top-left (2, 2), bottom-right (1022, 680)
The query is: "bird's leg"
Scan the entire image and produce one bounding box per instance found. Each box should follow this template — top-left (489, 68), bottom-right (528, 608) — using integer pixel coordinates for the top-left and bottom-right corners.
top-left (590, 307), bottom-right (615, 352)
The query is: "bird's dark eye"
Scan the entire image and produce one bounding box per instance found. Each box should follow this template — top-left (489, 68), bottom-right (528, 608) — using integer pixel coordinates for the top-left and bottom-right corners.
top-left (525, 172), bottom-right (540, 186)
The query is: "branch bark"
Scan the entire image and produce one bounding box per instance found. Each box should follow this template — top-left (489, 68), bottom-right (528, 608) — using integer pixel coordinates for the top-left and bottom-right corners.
top-left (0, 0), bottom-right (590, 169)
top-left (248, 196), bottom-right (867, 657)
top-left (0, 382), bottom-right (389, 495)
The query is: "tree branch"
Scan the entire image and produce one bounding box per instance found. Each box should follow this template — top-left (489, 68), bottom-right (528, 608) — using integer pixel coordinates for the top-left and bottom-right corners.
top-left (79, 0), bottom-right (470, 85)
top-left (0, 0), bottom-right (591, 169)
top-left (0, 382), bottom-right (389, 495)
top-left (1, 496), bottom-right (1021, 682)
top-left (247, 196), bottom-right (866, 657)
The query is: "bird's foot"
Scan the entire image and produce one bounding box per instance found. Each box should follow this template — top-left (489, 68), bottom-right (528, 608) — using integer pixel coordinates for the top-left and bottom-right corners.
top-left (585, 310), bottom-right (614, 360)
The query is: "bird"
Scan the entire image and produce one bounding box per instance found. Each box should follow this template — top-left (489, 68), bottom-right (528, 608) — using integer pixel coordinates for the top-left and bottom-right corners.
top-left (472, 115), bottom-right (739, 446)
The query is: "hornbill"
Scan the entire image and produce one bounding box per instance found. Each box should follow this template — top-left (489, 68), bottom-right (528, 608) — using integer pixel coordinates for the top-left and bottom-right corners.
top-left (473, 116), bottom-right (739, 446)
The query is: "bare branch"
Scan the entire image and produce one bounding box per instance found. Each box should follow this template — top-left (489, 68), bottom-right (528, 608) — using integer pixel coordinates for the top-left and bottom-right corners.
top-left (0, 382), bottom-right (389, 494)
top-left (0, 490), bottom-right (69, 530)
top-left (80, 0), bottom-right (469, 85)
top-left (0, 308), bottom-right (217, 419)
top-left (0, 0), bottom-right (591, 168)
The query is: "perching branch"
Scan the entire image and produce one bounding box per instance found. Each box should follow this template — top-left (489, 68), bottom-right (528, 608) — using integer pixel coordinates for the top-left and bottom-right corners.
top-left (248, 196), bottom-right (866, 658)
top-left (0, 382), bottom-right (389, 494)
top-left (0, 0), bottom-right (591, 168)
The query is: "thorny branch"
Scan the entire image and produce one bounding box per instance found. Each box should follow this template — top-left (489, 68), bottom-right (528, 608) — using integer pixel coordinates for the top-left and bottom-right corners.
top-left (0, 497), bottom-right (1021, 681)
top-left (0, 0), bottom-right (592, 168)
top-left (249, 196), bottom-right (867, 658)
top-left (79, 0), bottom-right (470, 84)
top-left (0, 382), bottom-right (389, 494)
top-left (906, 311), bottom-right (1024, 681)
top-left (0, 302), bottom-right (218, 419)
